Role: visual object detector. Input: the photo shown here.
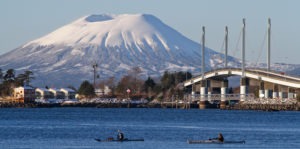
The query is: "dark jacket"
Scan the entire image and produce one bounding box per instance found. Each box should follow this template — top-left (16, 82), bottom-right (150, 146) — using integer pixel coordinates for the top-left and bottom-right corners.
top-left (117, 132), bottom-right (124, 140)
top-left (218, 134), bottom-right (224, 142)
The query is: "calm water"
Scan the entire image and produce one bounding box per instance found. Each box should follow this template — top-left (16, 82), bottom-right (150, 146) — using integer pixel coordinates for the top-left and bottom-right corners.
top-left (0, 108), bottom-right (299, 149)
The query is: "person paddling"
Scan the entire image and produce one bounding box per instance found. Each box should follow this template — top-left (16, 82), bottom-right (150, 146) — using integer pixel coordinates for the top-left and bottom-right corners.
top-left (209, 133), bottom-right (224, 142)
top-left (217, 133), bottom-right (224, 142)
top-left (117, 130), bottom-right (124, 141)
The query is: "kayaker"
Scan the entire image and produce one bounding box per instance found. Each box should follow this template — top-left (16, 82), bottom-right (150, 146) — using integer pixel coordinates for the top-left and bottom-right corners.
top-left (217, 133), bottom-right (224, 142)
top-left (209, 133), bottom-right (224, 142)
top-left (117, 130), bottom-right (124, 141)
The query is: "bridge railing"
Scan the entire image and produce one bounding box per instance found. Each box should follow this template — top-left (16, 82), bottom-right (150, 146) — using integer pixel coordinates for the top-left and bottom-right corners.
top-left (247, 67), bottom-right (300, 80)
top-left (248, 68), bottom-right (300, 82)
top-left (185, 93), bottom-right (255, 102)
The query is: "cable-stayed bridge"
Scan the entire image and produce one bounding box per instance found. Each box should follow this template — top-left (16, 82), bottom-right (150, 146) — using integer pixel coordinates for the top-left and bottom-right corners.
top-left (183, 18), bottom-right (300, 108)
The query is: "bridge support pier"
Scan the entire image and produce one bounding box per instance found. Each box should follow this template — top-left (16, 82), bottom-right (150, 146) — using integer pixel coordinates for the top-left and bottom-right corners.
top-left (273, 84), bottom-right (278, 99)
top-left (208, 87), bottom-right (212, 101)
top-left (240, 77), bottom-right (249, 101)
top-left (288, 87), bottom-right (295, 99)
top-left (199, 101), bottom-right (206, 109)
top-left (259, 81), bottom-right (264, 98)
top-left (199, 80), bottom-right (209, 109)
top-left (220, 79), bottom-right (228, 109)
top-left (278, 91), bottom-right (283, 99)
top-left (288, 93), bottom-right (294, 99)
top-left (265, 89), bottom-right (271, 98)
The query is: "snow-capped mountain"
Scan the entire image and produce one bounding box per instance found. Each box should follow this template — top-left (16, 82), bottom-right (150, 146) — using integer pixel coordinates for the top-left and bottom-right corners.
top-left (0, 14), bottom-right (296, 87)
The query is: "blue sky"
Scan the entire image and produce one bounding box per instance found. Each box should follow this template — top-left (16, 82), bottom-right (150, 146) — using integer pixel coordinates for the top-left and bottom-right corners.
top-left (0, 0), bottom-right (299, 64)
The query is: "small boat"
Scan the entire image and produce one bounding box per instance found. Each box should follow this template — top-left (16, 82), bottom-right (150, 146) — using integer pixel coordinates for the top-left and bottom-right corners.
top-left (95, 138), bottom-right (144, 142)
top-left (188, 139), bottom-right (245, 144)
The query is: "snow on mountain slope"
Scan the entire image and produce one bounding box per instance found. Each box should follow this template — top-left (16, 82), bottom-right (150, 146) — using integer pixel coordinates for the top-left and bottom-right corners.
top-left (0, 14), bottom-right (240, 87)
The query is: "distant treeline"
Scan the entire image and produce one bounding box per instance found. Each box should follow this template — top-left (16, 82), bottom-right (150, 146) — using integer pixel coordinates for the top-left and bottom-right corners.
top-left (0, 67), bottom-right (192, 101)
top-left (0, 68), bottom-right (34, 96)
top-left (78, 67), bottom-right (192, 101)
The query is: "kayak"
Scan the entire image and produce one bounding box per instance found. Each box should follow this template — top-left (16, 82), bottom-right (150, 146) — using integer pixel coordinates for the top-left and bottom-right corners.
top-left (188, 139), bottom-right (245, 144)
top-left (95, 138), bottom-right (144, 142)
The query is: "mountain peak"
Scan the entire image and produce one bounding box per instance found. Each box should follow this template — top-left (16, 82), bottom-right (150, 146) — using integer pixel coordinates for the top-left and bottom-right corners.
top-left (25, 13), bottom-right (167, 47)
top-left (83, 13), bottom-right (157, 22)
top-left (84, 14), bottom-right (115, 22)
top-left (0, 13), bottom-right (234, 87)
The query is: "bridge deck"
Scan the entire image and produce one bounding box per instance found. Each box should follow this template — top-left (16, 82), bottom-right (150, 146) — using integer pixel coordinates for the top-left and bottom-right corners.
top-left (184, 68), bottom-right (300, 88)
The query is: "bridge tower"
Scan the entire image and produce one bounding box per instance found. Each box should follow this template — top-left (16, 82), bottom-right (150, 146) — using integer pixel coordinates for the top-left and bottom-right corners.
top-left (240, 18), bottom-right (249, 101)
top-left (201, 26), bottom-right (205, 81)
top-left (267, 18), bottom-right (271, 71)
top-left (225, 26), bottom-right (228, 68)
top-left (199, 26), bottom-right (208, 109)
top-left (220, 26), bottom-right (229, 108)
top-left (242, 18), bottom-right (246, 77)
top-left (261, 18), bottom-right (272, 99)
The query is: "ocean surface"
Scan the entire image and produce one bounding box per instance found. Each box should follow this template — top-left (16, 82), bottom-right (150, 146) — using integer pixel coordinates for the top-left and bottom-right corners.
top-left (0, 108), bottom-right (299, 149)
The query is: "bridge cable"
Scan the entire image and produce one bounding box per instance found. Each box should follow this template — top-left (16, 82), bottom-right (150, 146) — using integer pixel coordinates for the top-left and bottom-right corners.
top-left (252, 30), bottom-right (268, 78)
top-left (255, 30), bottom-right (268, 68)
top-left (212, 35), bottom-right (226, 70)
top-left (232, 28), bottom-right (243, 61)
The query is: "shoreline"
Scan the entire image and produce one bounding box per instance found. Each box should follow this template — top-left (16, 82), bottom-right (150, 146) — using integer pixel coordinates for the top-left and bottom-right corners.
top-left (225, 102), bottom-right (299, 111)
top-left (0, 102), bottom-right (299, 111)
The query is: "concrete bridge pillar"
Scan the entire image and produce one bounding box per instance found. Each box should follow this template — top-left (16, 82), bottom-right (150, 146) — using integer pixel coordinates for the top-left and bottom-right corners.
top-left (278, 85), bottom-right (283, 99)
top-left (259, 81), bottom-right (264, 98)
top-left (191, 91), bottom-right (195, 95)
top-left (273, 84), bottom-right (278, 99)
top-left (240, 77), bottom-right (249, 101)
top-left (278, 91), bottom-right (283, 99)
top-left (220, 79), bottom-right (228, 109)
top-left (207, 87), bottom-right (212, 101)
top-left (265, 89), bottom-right (271, 98)
top-left (199, 80), bottom-right (209, 109)
top-left (200, 87), bottom-right (207, 101)
top-left (191, 84), bottom-right (195, 95)
top-left (262, 81), bottom-right (274, 99)
top-left (295, 89), bottom-right (299, 99)
top-left (288, 87), bottom-right (295, 99)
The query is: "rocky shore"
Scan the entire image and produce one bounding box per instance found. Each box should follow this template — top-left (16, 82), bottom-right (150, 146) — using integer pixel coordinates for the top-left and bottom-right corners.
top-left (0, 99), bottom-right (299, 111)
top-left (228, 98), bottom-right (299, 111)
top-left (226, 102), bottom-right (299, 111)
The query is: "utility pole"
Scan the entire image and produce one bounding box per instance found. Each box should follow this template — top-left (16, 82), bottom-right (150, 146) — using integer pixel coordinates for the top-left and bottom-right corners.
top-left (92, 62), bottom-right (98, 87)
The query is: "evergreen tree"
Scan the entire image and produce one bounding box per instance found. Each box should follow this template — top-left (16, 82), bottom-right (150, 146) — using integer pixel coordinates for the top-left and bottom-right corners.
top-left (78, 80), bottom-right (95, 98)
top-left (15, 73), bottom-right (26, 86)
top-left (24, 70), bottom-right (34, 85)
top-left (161, 71), bottom-right (171, 91)
top-left (143, 77), bottom-right (156, 92)
top-left (176, 71), bottom-right (192, 82)
top-left (4, 69), bottom-right (15, 82)
top-left (14, 70), bottom-right (35, 87)
top-left (0, 69), bottom-right (15, 96)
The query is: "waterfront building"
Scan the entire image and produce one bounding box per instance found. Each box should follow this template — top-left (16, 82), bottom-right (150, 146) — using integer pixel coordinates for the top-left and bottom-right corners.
top-left (35, 88), bottom-right (54, 99)
top-left (60, 88), bottom-right (76, 99)
top-left (13, 86), bottom-right (36, 103)
top-left (95, 86), bottom-right (111, 96)
top-left (49, 88), bottom-right (65, 99)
